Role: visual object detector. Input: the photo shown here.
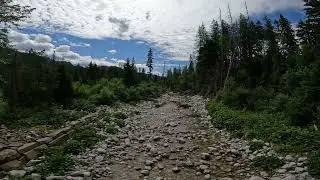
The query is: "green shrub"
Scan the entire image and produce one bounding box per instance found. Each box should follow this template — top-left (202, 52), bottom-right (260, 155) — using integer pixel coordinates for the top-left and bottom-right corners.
top-left (113, 112), bottom-right (127, 120)
top-left (63, 125), bottom-right (100, 155)
top-left (71, 99), bottom-right (96, 112)
top-left (113, 118), bottom-right (125, 128)
top-left (63, 139), bottom-right (83, 154)
top-left (252, 156), bottom-right (284, 172)
top-left (249, 141), bottom-right (265, 152)
top-left (93, 87), bottom-right (117, 105)
top-left (37, 147), bottom-right (74, 176)
top-left (72, 125), bottom-right (100, 148)
top-left (104, 123), bottom-right (118, 134)
top-left (309, 151), bottom-right (320, 178)
top-left (207, 101), bottom-right (320, 154)
top-left (73, 82), bottom-right (91, 98)
top-left (103, 115), bottom-right (112, 123)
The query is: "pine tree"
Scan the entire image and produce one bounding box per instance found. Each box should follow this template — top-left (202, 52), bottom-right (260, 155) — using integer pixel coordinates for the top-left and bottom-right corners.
top-left (0, 0), bottom-right (34, 47)
top-left (146, 48), bottom-right (153, 75)
top-left (54, 65), bottom-right (73, 107)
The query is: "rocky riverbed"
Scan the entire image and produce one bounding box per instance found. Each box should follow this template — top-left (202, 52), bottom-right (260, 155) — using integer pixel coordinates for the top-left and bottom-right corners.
top-left (2, 93), bottom-right (317, 180)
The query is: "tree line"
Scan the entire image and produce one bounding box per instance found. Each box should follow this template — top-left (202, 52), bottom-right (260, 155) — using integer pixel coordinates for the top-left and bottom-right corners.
top-left (166, 0), bottom-right (320, 127)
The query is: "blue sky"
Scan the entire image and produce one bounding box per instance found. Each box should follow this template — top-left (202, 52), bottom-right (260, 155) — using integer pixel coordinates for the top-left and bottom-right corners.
top-left (9, 0), bottom-right (305, 74)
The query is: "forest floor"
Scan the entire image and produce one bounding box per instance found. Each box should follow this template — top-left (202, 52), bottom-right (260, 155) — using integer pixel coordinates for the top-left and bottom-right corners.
top-left (63, 93), bottom-right (313, 180)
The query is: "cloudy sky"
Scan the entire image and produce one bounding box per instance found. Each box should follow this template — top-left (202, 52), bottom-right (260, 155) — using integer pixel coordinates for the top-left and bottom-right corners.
top-left (9, 0), bottom-right (305, 74)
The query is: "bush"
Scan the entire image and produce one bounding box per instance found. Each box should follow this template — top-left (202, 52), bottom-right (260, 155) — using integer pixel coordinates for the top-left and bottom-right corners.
top-left (104, 123), bottom-right (118, 134)
top-left (309, 151), bottom-right (320, 178)
top-left (252, 156), bottom-right (284, 172)
top-left (63, 139), bottom-right (83, 154)
top-left (63, 125), bottom-right (100, 155)
top-left (207, 101), bottom-right (320, 154)
top-left (249, 141), bottom-right (265, 152)
top-left (36, 147), bottom-right (74, 176)
top-left (20, 107), bottom-right (85, 128)
top-left (93, 87), bottom-right (117, 105)
top-left (72, 125), bottom-right (100, 148)
top-left (113, 118), bottom-right (125, 128)
top-left (71, 99), bottom-right (96, 112)
top-left (113, 112), bottom-right (127, 120)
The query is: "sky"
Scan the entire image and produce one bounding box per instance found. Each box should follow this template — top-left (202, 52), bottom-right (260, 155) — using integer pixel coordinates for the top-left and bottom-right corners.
top-left (8, 0), bottom-right (305, 75)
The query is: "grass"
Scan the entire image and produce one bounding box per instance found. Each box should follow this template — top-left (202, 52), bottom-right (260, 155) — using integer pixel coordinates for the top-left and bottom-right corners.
top-left (104, 123), bottom-right (119, 134)
top-left (63, 125), bottom-right (100, 155)
top-left (252, 156), bottom-right (284, 172)
top-left (207, 101), bottom-right (320, 177)
top-left (249, 141), bottom-right (265, 152)
top-left (36, 147), bottom-right (74, 176)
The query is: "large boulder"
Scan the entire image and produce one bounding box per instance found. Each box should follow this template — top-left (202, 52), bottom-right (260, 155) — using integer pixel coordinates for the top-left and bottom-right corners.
top-left (0, 149), bottom-right (20, 163)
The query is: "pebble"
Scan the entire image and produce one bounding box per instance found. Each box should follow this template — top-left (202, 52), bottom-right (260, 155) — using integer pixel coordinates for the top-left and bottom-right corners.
top-left (172, 167), bottom-right (180, 173)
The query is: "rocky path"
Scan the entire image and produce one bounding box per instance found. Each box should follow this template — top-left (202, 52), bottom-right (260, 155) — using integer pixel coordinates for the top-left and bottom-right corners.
top-left (64, 93), bottom-right (313, 180)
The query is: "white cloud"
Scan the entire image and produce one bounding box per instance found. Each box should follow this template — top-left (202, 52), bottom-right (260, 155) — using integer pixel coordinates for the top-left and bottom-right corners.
top-left (108, 49), bottom-right (117, 55)
top-left (8, 30), bottom-right (116, 67)
top-left (15, 0), bottom-right (304, 60)
top-left (69, 42), bottom-right (91, 47)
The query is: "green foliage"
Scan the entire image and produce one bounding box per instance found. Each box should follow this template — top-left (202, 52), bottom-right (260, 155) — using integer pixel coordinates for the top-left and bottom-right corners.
top-left (19, 107), bottom-right (86, 128)
top-left (252, 156), bottom-right (284, 172)
top-left (207, 101), bottom-right (320, 154)
top-left (64, 125), bottom-right (100, 154)
top-left (113, 112), bottom-right (127, 120)
top-left (249, 141), bottom-right (265, 152)
top-left (104, 123), bottom-right (118, 134)
top-left (92, 87), bottom-right (117, 105)
top-left (0, 97), bottom-right (7, 118)
top-left (70, 99), bottom-right (96, 113)
top-left (36, 147), bottom-right (74, 176)
top-left (309, 151), bottom-right (320, 178)
top-left (113, 118), bottom-right (125, 128)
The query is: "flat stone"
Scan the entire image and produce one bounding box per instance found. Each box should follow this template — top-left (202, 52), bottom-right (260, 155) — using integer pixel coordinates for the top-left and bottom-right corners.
top-left (285, 155), bottom-right (294, 161)
top-left (140, 170), bottom-right (150, 176)
top-left (270, 178), bottom-right (281, 180)
top-left (49, 134), bottom-right (68, 146)
top-left (282, 175), bottom-right (296, 180)
top-left (34, 144), bottom-right (48, 152)
top-left (204, 174), bottom-right (211, 179)
top-left (24, 149), bottom-right (40, 160)
top-left (145, 160), bottom-right (153, 166)
top-left (95, 156), bottom-right (104, 162)
top-left (71, 171), bottom-right (86, 177)
top-left (145, 166), bottom-right (152, 171)
top-left (0, 160), bottom-right (23, 171)
top-left (248, 176), bottom-right (265, 180)
top-left (172, 167), bottom-right (180, 173)
top-left (158, 163), bottom-right (164, 170)
top-left (46, 176), bottom-right (65, 180)
top-left (177, 138), bottom-right (186, 144)
top-left (201, 153), bottom-right (210, 160)
top-left (37, 137), bottom-right (52, 144)
top-left (9, 170), bottom-right (26, 177)
top-left (96, 148), bottom-right (106, 154)
top-left (48, 129), bottom-right (66, 139)
top-left (0, 143), bottom-right (6, 151)
top-left (26, 159), bottom-right (41, 167)
top-left (153, 136), bottom-right (162, 141)
top-left (0, 149), bottom-right (20, 163)
top-left (32, 173), bottom-right (41, 180)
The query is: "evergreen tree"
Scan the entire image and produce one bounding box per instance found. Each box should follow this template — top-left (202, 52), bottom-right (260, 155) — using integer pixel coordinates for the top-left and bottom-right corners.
top-left (0, 0), bottom-right (34, 47)
top-left (146, 48), bottom-right (153, 75)
top-left (54, 65), bottom-right (73, 107)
